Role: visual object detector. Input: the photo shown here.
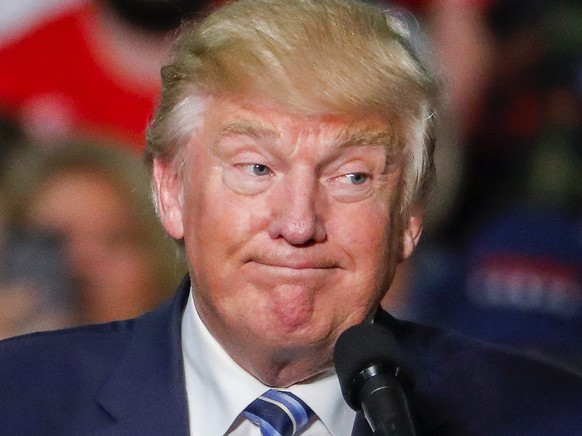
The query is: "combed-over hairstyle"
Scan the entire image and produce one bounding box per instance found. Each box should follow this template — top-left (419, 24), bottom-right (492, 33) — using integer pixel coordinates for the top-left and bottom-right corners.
top-left (146, 0), bottom-right (440, 210)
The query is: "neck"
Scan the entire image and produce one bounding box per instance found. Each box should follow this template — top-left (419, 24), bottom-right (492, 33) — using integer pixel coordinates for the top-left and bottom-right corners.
top-left (238, 346), bottom-right (334, 388)
top-left (206, 319), bottom-right (336, 388)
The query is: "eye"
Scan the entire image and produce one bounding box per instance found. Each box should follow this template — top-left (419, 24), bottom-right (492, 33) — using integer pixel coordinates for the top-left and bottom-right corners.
top-left (326, 170), bottom-right (374, 203)
top-left (343, 172), bottom-right (369, 185)
top-left (333, 172), bottom-right (369, 186)
top-left (240, 163), bottom-right (273, 176)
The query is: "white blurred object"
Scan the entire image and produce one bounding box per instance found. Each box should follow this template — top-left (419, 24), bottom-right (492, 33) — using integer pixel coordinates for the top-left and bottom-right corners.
top-left (0, 0), bottom-right (86, 43)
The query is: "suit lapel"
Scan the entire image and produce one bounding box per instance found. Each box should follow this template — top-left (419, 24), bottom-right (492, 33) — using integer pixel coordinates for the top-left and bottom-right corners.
top-left (95, 277), bottom-right (192, 435)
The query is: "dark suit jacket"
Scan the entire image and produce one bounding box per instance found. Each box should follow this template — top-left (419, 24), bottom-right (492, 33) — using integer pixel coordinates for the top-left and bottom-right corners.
top-left (1, 276), bottom-right (582, 435)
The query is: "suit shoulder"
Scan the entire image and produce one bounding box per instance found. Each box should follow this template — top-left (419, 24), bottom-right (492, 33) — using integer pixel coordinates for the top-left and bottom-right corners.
top-left (0, 293), bottom-right (182, 433)
top-left (1, 317), bottom-right (133, 354)
top-left (0, 319), bottom-right (135, 387)
top-left (376, 311), bottom-right (582, 435)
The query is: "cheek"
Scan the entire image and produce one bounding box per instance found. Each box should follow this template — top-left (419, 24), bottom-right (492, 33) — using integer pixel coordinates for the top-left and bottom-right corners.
top-left (180, 178), bottom-right (263, 272)
top-left (330, 201), bottom-right (397, 306)
top-left (334, 202), bottom-right (393, 258)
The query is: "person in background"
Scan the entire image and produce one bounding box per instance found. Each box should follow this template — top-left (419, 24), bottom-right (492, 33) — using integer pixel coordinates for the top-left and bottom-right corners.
top-left (0, 116), bottom-right (66, 340)
top-left (379, 0), bottom-right (495, 315)
top-left (0, 1), bottom-right (581, 435)
top-left (395, 0), bottom-right (582, 374)
top-left (2, 140), bottom-right (184, 329)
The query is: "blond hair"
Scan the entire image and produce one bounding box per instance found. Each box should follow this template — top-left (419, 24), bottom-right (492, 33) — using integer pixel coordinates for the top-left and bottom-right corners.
top-left (146, 0), bottom-right (440, 210)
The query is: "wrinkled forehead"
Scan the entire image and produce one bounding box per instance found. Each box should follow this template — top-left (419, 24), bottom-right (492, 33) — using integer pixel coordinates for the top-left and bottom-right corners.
top-left (196, 94), bottom-right (404, 155)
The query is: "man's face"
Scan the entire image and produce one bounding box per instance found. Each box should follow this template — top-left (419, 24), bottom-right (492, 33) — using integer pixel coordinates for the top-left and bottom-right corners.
top-left (155, 96), bottom-right (422, 375)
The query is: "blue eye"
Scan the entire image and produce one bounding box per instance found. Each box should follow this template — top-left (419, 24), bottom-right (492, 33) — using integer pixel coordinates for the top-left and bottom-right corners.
top-left (345, 173), bottom-right (368, 185)
top-left (251, 164), bottom-right (271, 176)
top-left (247, 164), bottom-right (272, 176)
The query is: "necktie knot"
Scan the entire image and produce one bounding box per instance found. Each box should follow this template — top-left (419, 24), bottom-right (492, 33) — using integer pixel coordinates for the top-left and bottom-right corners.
top-left (243, 389), bottom-right (315, 436)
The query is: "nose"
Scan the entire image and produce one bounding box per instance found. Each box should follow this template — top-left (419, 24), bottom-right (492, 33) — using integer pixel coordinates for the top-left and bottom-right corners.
top-left (267, 169), bottom-right (326, 245)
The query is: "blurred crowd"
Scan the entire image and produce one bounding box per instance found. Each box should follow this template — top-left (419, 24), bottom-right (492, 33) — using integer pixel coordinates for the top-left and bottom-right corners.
top-left (0, 0), bottom-right (580, 373)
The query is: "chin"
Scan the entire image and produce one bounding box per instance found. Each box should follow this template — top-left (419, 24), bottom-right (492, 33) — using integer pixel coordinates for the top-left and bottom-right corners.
top-left (250, 314), bottom-right (332, 350)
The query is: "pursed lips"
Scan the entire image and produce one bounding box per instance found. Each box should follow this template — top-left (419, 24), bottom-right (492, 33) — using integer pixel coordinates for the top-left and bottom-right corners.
top-left (248, 262), bottom-right (338, 284)
top-left (244, 256), bottom-right (341, 277)
top-left (248, 254), bottom-right (339, 269)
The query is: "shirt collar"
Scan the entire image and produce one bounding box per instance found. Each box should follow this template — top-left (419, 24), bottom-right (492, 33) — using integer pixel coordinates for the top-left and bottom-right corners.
top-left (181, 288), bottom-right (355, 435)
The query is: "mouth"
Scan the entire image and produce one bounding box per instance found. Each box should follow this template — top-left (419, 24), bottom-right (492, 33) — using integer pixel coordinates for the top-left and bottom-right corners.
top-left (242, 255), bottom-right (341, 282)
top-left (248, 254), bottom-right (340, 271)
top-left (259, 262), bottom-right (334, 271)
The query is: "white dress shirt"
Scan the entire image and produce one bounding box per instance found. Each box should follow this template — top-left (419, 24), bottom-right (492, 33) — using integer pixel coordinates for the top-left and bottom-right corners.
top-left (181, 289), bottom-right (356, 435)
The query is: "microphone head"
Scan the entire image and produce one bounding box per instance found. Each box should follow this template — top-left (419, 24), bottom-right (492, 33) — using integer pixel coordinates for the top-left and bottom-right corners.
top-left (333, 323), bottom-right (413, 409)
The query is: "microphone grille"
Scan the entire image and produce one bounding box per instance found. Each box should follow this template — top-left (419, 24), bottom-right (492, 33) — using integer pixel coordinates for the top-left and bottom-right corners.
top-left (333, 323), bottom-right (408, 408)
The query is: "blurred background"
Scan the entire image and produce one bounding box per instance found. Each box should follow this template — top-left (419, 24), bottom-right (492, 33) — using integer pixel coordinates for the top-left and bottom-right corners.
top-left (0, 0), bottom-right (580, 372)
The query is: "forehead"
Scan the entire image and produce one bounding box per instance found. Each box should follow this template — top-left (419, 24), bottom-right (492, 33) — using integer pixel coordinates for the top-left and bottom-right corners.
top-left (201, 95), bottom-right (400, 151)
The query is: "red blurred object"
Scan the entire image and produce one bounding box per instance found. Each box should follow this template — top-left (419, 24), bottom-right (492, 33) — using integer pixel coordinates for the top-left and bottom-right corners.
top-left (0, 2), bottom-right (161, 150)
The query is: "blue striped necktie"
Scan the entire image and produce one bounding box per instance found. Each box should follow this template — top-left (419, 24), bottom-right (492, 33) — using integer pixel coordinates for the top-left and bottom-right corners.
top-left (243, 389), bottom-right (315, 436)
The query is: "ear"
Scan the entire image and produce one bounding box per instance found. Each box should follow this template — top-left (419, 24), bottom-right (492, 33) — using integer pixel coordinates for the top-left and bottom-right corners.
top-left (152, 157), bottom-right (185, 240)
top-left (399, 208), bottom-right (423, 262)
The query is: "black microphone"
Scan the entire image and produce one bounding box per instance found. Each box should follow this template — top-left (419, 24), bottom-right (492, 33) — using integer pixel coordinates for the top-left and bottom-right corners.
top-left (333, 323), bottom-right (416, 436)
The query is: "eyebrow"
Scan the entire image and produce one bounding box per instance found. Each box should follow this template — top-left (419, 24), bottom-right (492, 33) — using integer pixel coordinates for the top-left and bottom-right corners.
top-left (334, 127), bottom-right (402, 173)
top-left (218, 120), bottom-right (279, 139)
top-left (334, 128), bottom-right (399, 152)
